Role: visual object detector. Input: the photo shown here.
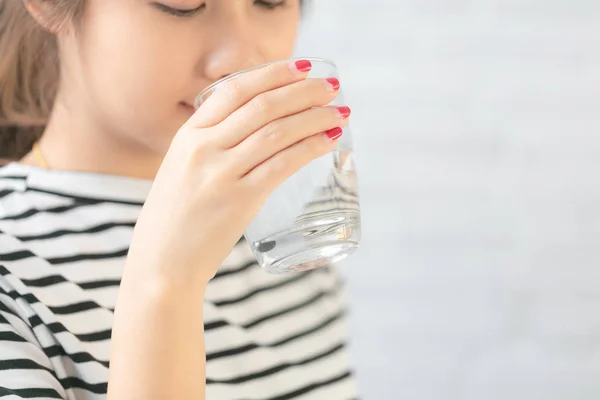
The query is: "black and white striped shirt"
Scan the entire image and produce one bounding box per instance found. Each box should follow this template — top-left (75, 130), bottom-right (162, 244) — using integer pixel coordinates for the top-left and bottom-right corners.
top-left (0, 163), bottom-right (357, 399)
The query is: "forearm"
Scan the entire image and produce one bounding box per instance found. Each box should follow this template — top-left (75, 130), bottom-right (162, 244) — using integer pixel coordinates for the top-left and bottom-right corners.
top-left (107, 268), bottom-right (207, 400)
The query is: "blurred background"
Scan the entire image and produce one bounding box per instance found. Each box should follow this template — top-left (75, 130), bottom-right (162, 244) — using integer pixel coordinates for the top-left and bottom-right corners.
top-left (296, 0), bottom-right (600, 399)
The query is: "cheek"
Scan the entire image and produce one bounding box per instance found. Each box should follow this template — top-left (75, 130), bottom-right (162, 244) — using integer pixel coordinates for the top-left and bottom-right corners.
top-left (260, 20), bottom-right (300, 60)
top-left (78, 1), bottom-right (195, 142)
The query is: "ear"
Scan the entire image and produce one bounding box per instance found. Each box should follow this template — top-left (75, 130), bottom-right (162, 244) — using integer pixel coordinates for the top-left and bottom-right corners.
top-left (23, 0), bottom-right (70, 34)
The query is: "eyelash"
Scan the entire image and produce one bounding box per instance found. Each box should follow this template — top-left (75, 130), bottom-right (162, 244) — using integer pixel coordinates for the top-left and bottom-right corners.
top-left (153, 3), bottom-right (206, 17)
top-left (155, 1), bottom-right (286, 18)
top-left (254, 0), bottom-right (287, 10)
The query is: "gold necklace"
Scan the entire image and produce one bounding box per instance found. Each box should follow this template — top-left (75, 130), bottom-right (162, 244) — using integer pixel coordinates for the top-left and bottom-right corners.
top-left (32, 141), bottom-right (49, 169)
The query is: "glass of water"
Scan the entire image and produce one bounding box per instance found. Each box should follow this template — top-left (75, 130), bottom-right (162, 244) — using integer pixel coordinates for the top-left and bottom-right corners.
top-left (195, 57), bottom-right (361, 273)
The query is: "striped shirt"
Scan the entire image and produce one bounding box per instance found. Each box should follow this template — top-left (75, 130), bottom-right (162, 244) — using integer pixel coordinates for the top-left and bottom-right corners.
top-left (0, 163), bottom-right (357, 399)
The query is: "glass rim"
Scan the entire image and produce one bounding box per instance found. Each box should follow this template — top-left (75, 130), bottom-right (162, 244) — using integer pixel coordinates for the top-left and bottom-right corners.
top-left (194, 57), bottom-right (337, 109)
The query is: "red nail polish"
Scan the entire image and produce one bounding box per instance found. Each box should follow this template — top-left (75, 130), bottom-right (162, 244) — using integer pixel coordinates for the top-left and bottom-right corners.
top-left (294, 60), bottom-right (312, 73)
top-left (326, 77), bottom-right (340, 91)
top-left (325, 127), bottom-right (343, 141)
top-left (337, 106), bottom-right (351, 118)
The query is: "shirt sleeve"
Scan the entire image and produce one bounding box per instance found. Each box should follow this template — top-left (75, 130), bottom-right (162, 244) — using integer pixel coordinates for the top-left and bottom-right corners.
top-left (0, 288), bottom-right (66, 400)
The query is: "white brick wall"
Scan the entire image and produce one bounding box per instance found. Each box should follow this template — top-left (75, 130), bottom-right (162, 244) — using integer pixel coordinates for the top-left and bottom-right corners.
top-left (296, 1), bottom-right (600, 399)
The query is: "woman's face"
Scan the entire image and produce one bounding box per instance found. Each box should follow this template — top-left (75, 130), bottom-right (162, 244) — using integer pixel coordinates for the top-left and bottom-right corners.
top-left (59, 0), bottom-right (301, 153)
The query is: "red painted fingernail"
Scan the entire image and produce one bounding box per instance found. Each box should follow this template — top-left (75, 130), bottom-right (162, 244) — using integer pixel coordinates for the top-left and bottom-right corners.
top-left (325, 127), bottom-right (343, 141)
top-left (292, 59), bottom-right (312, 73)
top-left (325, 77), bottom-right (340, 91)
top-left (336, 106), bottom-right (351, 119)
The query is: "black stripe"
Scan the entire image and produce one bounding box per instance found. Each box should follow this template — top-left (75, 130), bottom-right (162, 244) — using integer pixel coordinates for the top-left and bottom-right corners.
top-left (0, 264), bottom-right (11, 275)
top-left (41, 321), bottom-right (112, 342)
top-left (265, 370), bottom-right (353, 400)
top-left (0, 189), bottom-right (15, 199)
top-left (242, 285), bottom-right (339, 330)
top-left (212, 259), bottom-right (257, 281)
top-left (78, 278), bottom-right (121, 290)
top-left (206, 310), bottom-right (345, 361)
top-left (0, 175), bottom-right (27, 181)
top-left (75, 328), bottom-right (112, 342)
top-left (0, 386), bottom-right (63, 399)
top-left (43, 344), bottom-right (110, 368)
top-left (48, 301), bottom-right (101, 315)
top-left (29, 316), bottom-right (112, 342)
top-left (17, 221), bottom-right (136, 242)
top-left (21, 275), bottom-right (68, 288)
top-left (213, 270), bottom-right (319, 307)
top-left (0, 250), bottom-right (37, 262)
top-left (0, 331), bottom-right (28, 343)
top-left (3, 290), bottom-right (38, 305)
top-left (27, 186), bottom-right (144, 206)
top-left (47, 248), bottom-right (129, 265)
top-left (204, 320), bottom-right (229, 331)
top-left (29, 314), bottom-right (43, 328)
top-left (0, 202), bottom-right (90, 222)
top-left (0, 358), bottom-right (54, 374)
top-left (206, 343), bottom-right (259, 362)
top-left (60, 377), bottom-right (107, 394)
top-left (206, 342), bottom-right (345, 385)
top-left (0, 300), bottom-right (21, 321)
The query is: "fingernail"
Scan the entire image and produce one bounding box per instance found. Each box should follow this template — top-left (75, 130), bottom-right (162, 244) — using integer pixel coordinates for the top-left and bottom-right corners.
top-left (290, 59), bottom-right (312, 73)
top-left (336, 106), bottom-right (351, 119)
top-left (325, 127), bottom-right (343, 141)
top-left (325, 77), bottom-right (340, 92)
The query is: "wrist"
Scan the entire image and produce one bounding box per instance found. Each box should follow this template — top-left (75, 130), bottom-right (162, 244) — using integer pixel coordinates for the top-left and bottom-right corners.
top-left (121, 259), bottom-right (210, 301)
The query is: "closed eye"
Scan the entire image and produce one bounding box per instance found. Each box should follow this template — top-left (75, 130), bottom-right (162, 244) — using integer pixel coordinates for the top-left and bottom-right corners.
top-left (254, 0), bottom-right (287, 10)
top-left (152, 2), bottom-right (206, 17)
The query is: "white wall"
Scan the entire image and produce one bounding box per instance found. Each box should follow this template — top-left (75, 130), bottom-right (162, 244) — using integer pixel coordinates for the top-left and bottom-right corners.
top-left (296, 1), bottom-right (600, 399)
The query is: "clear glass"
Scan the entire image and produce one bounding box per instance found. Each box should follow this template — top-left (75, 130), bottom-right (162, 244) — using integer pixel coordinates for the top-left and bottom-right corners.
top-left (195, 58), bottom-right (361, 273)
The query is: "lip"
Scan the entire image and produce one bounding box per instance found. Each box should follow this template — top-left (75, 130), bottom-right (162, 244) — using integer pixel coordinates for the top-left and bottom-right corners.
top-left (180, 101), bottom-right (196, 112)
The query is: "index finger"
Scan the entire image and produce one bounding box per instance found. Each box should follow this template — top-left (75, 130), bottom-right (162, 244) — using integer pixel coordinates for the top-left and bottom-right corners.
top-left (186, 59), bottom-right (313, 129)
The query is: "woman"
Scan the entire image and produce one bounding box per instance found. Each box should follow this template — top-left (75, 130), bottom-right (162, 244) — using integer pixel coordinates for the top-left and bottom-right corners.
top-left (0, 0), bottom-right (357, 399)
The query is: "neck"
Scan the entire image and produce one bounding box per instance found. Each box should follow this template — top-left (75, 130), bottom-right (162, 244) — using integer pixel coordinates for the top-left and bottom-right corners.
top-left (26, 94), bottom-right (163, 180)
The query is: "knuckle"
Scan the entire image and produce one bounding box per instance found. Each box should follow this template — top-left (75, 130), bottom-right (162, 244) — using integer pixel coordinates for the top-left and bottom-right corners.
top-left (250, 93), bottom-right (275, 115)
top-left (173, 128), bottom-right (211, 159)
top-left (262, 120), bottom-right (284, 142)
top-left (221, 80), bottom-right (245, 102)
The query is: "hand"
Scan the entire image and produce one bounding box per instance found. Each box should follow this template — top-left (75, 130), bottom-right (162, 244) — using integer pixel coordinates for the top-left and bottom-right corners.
top-left (126, 60), bottom-right (350, 285)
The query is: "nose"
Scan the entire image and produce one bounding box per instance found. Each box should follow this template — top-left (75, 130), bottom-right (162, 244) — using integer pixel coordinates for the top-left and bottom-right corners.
top-left (202, 15), bottom-right (264, 82)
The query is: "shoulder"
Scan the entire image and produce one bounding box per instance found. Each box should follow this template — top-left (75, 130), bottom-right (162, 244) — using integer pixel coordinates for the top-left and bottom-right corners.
top-left (0, 164), bottom-right (76, 220)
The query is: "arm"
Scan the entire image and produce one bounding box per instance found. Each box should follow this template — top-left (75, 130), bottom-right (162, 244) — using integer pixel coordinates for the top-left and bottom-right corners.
top-left (106, 59), bottom-right (344, 399)
top-left (107, 271), bottom-right (207, 400)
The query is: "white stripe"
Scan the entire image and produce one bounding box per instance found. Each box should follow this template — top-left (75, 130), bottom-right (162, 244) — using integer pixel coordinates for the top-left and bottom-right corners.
top-left (208, 270), bottom-right (338, 327)
top-left (0, 192), bottom-right (73, 219)
top-left (23, 227), bottom-right (133, 258)
top-left (207, 352), bottom-right (352, 399)
top-left (0, 369), bottom-right (65, 396)
top-left (206, 315), bottom-right (348, 375)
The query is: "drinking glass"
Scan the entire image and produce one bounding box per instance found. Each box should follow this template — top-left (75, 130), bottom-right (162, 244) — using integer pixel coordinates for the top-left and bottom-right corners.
top-left (195, 57), bottom-right (361, 273)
